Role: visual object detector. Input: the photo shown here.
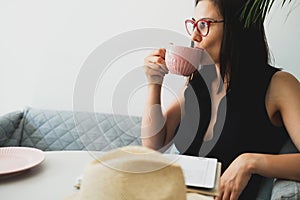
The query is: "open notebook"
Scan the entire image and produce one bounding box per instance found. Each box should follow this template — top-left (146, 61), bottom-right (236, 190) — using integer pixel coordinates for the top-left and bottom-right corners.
top-left (164, 154), bottom-right (218, 189)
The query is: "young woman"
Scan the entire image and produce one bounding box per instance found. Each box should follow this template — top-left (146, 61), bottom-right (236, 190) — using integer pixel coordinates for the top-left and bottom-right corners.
top-left (142, 0), bottom-right (300, 199)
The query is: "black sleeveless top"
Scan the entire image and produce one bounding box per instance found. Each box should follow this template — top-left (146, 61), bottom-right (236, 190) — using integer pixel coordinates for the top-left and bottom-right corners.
top-left (174, 65), bottom-right (289, 199)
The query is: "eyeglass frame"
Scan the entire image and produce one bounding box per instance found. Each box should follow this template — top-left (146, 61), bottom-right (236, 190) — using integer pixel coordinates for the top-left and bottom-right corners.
top-left (185, 18), bottom-right (224, 37)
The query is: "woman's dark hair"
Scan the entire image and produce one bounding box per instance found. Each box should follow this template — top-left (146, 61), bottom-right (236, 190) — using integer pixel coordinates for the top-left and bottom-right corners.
top-left (195, 0), bottom-right (270, 91)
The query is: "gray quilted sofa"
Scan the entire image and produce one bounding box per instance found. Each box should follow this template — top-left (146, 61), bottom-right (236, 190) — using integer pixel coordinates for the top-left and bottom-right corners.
top-left (0, 107), bottom-right (142, 151)
top-left (0, 107), bottom-right (299, 200)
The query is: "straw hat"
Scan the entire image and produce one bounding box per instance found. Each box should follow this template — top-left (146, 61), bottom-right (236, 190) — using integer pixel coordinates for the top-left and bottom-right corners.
top-left (65, 146), bottom-right (213, 200)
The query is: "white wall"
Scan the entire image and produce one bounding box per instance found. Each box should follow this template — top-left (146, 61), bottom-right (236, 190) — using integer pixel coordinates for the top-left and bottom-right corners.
top-left (0, 0), bottom-right (299, 116)
top-left (265, 0), bottom-right (300, 79)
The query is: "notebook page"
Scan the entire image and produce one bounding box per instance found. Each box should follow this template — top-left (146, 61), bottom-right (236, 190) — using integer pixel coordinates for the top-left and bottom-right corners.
top-left (164, 154), bottom-right (218, 188)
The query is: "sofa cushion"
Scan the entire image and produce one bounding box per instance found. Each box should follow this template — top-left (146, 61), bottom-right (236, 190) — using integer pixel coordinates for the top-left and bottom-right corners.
top-left (0, 111), bottom-right (23, 146)
top-left (271, 180), bottom-right (300, 200)
top-left (20, 107), bottom-right (142, 151)
top-left (270, 138), bottom-right (300, 200)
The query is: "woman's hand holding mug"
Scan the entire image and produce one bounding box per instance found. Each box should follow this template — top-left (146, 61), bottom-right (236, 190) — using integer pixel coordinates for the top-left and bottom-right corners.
top-left (144, 48), bottom-right (169, 85)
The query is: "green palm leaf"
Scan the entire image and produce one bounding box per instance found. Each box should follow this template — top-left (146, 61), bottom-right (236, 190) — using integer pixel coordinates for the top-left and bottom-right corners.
top-left (240, 0), bottom-right (292, 27)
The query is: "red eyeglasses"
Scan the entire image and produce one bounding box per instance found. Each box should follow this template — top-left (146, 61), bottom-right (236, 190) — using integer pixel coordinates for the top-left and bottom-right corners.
top-left (185, 18), bottom-right (224, 37)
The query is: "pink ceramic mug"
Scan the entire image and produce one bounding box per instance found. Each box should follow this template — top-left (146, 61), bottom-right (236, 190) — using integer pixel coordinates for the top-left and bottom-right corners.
top-left (165, 43), bottom-right (203, 76)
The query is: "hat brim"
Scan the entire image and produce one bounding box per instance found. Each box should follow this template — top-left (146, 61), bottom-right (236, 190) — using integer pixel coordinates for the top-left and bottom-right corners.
top-left (65, 192), bottom-right (214, 200)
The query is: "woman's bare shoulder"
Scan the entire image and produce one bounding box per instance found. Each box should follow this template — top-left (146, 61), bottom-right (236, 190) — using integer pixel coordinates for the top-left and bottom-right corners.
top-left (270, 70), bottom-right (299, 89)
top-left (273, 70), bottom-right (298, 81)
top-left (268, 70), bottom-right (300, 106)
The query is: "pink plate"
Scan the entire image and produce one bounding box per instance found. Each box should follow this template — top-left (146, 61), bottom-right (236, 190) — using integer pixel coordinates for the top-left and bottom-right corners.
top-left (0, 147), bottom-right (45, 175)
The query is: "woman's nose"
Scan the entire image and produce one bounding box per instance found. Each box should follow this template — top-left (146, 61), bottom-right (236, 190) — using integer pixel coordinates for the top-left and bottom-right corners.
top-left (191, 29), bottom-right (202, 43)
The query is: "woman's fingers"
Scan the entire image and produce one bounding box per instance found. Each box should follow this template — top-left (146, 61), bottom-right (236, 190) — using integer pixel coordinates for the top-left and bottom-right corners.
top-left (144, 63), bottom-right (166, 77)
top-left (150, 48), bottom-right (166, 58)
top-left (145, 49), bottom-right (166, 63)
top-left (144, 48), bottom-right (169, 84)
top-left (222, 188), bottom-right (231, 200)
top-left (158, 63), bottom-right (169, 74)
top-left (145, 55), bottom-right (166, 66)
top-left (146, 63), bottom-right (168, 74)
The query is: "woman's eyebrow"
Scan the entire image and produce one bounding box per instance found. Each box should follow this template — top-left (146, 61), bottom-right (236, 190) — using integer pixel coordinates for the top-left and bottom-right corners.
top-left (193, 17), bottom-right (216, 21)
top-left (202, 17), bottom-right (214, 20)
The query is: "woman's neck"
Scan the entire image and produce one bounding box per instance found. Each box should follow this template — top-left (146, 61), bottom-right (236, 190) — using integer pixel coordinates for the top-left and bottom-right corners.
top-left (215, 63), bottom-right (229, 91)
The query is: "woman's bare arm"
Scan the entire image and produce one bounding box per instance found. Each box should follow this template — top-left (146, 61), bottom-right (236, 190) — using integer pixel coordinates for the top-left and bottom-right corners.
top-left (141, 84), bottom-right (184, 151)
top-left (141, 48), bottom-right (184, 151)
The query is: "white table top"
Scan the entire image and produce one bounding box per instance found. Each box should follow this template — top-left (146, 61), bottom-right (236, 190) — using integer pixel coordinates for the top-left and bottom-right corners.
top-left (0, 150), bottom-right (215, 200)
top-left (0, 151), bottom-right (102, 200)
